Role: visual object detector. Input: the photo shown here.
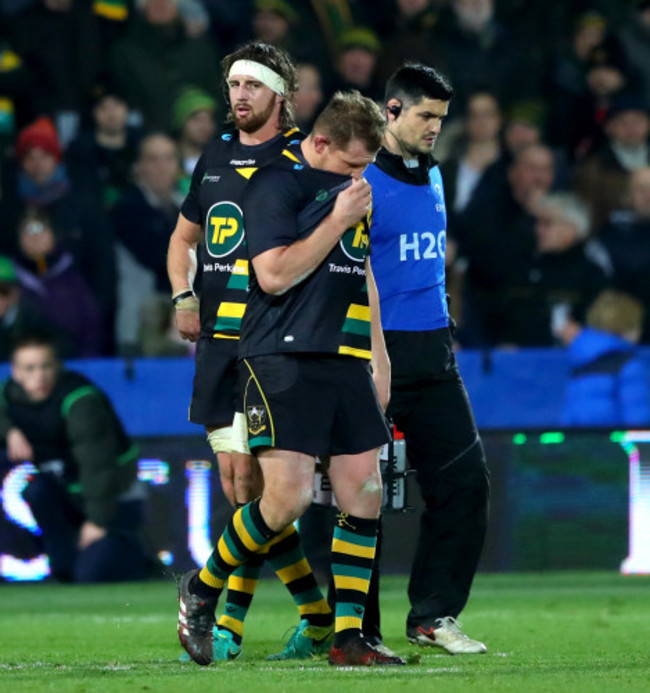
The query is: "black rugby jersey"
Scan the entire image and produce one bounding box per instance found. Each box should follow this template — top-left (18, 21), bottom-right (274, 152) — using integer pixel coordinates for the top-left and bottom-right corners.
top-left (239, 154), bottom-right (372, 360)
top-left (181, 127), bottom-right (303, 338)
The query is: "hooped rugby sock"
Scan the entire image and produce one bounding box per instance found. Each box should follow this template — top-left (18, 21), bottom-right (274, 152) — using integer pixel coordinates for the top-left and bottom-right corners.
top-left (266, 524), bottom-right (333, 628)
top-left (194, 499), bottom-right (280, 599)
top-left (331, 512), bottom-right (378, 646)
top-left (217, 553), bottom-right (265, 645)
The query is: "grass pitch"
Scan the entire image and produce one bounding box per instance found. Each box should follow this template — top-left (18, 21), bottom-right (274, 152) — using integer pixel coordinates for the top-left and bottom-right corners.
top-left (0, 572), bottom-right (649, 692)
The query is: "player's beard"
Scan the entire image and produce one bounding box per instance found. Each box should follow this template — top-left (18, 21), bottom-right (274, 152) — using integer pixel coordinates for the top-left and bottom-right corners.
top-left (232, 97), bottom-right (278, 134)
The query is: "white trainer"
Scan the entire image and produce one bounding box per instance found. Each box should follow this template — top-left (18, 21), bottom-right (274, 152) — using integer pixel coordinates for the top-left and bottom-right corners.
top-left (407, 616), bottom-right (487, 654)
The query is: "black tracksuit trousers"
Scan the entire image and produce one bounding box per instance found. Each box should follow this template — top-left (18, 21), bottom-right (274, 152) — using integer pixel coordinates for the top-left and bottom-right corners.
top-left (388, 366), bottom-right (490, 627)
top-left (373, 327), bottom-right (490, 633)
top-left (327, 328), bottom-right (490, 636)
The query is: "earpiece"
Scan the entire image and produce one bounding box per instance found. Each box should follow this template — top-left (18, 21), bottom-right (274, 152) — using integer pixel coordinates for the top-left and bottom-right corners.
top-left (388, 103), bottom-right (402, 118)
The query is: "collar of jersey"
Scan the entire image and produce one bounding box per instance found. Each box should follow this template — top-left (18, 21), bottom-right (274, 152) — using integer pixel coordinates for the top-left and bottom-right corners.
top-left (282, 142), bottom-right (309, 168)
top-left (373, 147), bottom-right (437, 185)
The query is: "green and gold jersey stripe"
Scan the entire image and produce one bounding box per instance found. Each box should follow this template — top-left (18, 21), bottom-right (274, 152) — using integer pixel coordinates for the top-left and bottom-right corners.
top-left (214, 301), bottom-right (247, 333)
top-left (338, 345), bottom-right (371, 359)
top-left (226, 259), bottom-right (249, 290)
top-left (339, 292), bottom-right (371, 359)
top-left (342, 303), bottom-right (371, 338)
top-left (212, 259), bottom-right (249, 338)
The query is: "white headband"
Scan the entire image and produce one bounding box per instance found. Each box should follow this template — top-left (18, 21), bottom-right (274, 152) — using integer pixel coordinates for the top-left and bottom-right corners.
top-left (228, 60), bottom-right (286, 96)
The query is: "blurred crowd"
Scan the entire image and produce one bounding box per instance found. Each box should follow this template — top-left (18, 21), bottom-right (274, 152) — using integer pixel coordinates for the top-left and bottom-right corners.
top-left (0, 0), bottom-right (649, 358)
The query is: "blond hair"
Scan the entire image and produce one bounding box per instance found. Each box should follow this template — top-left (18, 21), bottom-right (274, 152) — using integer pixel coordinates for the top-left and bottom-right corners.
top-left (312, 90), bottom-right (385, 153)
top-left (587, 290), bottom-right (645, 337)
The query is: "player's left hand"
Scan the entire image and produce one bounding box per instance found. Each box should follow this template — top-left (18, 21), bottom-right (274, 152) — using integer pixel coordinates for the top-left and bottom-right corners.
top-left (175, 309), bottom-right (201, 342)
top-left (78, 521), bottom-right (108, 550)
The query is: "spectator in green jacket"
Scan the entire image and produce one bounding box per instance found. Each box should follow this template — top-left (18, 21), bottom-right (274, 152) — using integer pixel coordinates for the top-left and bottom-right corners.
top-left (0, 332), bottom-right (148, 582)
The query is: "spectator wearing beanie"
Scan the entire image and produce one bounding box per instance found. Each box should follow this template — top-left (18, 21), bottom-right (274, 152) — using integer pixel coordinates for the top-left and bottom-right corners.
top-left (14, 117), bottom-right (68, 206)
top-left (171, 87), bottom-right (217, 193)
top-left (0, 117), bottom-right (116, 354)
top-left (327, 27), bottom-right (384, 102)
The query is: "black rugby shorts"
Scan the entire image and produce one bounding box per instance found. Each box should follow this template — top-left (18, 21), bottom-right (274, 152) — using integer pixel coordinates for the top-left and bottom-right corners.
top-left (189, 335), bottom-right (240, 427)
top-left (239, 353), bottom-right (390, 456)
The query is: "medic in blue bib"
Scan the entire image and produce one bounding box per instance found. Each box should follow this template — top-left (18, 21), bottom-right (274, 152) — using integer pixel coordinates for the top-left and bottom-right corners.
top-left (364, 63), bottom-right (491, 655)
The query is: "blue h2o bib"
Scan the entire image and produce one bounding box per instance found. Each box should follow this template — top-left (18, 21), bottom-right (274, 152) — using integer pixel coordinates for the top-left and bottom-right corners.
top-left (365, 164), bottom-right (449, 331)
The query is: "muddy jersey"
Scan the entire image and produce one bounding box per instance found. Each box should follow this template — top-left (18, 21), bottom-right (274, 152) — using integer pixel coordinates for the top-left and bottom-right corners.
top-left (180, 127), bottom-right (303, 338)
top-left (239, 153), bottom-right (372, 360)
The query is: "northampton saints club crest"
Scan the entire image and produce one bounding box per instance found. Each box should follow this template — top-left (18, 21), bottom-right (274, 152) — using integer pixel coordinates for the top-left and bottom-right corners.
top-left (247, 405), bottom-right (267, 435)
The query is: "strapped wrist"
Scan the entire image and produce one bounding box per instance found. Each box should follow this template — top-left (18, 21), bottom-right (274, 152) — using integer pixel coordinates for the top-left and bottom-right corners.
top-left (172, 289), bottom-right (199, 312)
top-left (172, 288), bottom-right (193, 303)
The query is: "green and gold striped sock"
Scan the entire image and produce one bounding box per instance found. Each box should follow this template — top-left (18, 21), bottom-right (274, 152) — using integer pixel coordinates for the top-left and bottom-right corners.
top-left (196, 499), bottom-right (279, 599)
top-left (216, 553), bottom-right (264, 645)
top-left (331, 513), bottom-right (378, 646)
top-left (267, 525), bottom-right (333, 628)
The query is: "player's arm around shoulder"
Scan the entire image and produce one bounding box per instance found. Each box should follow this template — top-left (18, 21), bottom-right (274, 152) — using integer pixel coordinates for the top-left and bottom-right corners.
top-left (167, 212), bottom-right (202, 341)
top-left (367, 258), bottom-right (390, 411)
top-left (249, 175), bottom-right (372, 295)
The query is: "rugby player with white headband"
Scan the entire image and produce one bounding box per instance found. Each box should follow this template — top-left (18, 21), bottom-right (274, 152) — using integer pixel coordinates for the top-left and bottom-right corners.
top-left (168, 42), bottom-right (334, 664)
top-left (229, 59), bottom-right (287, 96)
top-left (224, 54), bottom-right (293, 143)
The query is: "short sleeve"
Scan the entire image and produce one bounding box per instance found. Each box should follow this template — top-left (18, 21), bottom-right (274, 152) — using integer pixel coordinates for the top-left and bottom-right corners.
top-left (180, 153), bottom-right (207, 225)
top-left (243, 168), bottom-right (301, 259)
